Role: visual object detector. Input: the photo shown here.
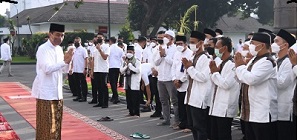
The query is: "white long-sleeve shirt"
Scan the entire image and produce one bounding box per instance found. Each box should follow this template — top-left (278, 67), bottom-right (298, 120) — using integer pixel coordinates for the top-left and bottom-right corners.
top-left (277, 57), bottom-right (297, 121)
top-left (236, 55), bottom-right (278, 123)
top-left (0, 43), bottom-right (12, 61)
top-left (31, 40), bottom-right (68, 100)
top-left (171, 48), bottom-right (193, 92)
top-left (153, 44), bottom-right (177, 81)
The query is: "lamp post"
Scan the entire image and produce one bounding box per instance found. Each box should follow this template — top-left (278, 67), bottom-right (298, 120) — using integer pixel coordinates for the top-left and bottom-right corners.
top-left (13, 4), bottom-right (20, 54)
top-left (108, 0), bottom-right (111, 38)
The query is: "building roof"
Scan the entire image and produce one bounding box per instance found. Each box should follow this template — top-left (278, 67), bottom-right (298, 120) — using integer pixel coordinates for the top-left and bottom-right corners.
top-left (215, 14), bottom-right (273, 33)
top-left (11, 1), bottom-right (128, 26)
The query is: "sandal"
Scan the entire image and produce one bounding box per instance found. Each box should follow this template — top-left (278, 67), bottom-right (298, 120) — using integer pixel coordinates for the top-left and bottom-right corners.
top-left (97, 116), bottom-right (114, 122)
top-left (132, 133), bottom-right (150, 139)
top-left (130, 132), bottom-right (142, 137)
top-left (183, 128), bottom-right (191, 133)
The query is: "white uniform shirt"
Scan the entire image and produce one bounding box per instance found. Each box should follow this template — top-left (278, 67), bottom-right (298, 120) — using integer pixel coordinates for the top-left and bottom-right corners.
top-left (72, 46), bottom-right (88, 73)
top-left (171, 48), bottom-right (193, 92)
top-left (0, 43), bottom-right (12, 61)
top-left (93, 44), bottom-right (110, 73)
top-left (109, 44), bottom-right (124, 69)
top-left (185, 53), bottom-right (212, 109)
top-left (236, 55), bottom-right (278, 123)
top-left (134, 43), bottom-right (143, 61)
top-left (207, 56), bottom-right (222, 107)
top-left (31, 40), bottom-right (68, 100)
top-left (277, 57), bottom-right (297, 121)
top-left (153, 44), bottom-right (177, 81)
top-left (66, 45), bottom-right (76, 71)
top-left (141, 63), bottom-right (153, 86)
top-left (209, 59), bottom-right (240, 118)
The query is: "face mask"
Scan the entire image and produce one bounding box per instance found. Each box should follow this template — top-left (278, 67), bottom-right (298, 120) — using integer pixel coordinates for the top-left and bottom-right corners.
top-left (204, 38), bottom-right (209, 44)
top-left (241, 50), bottom-right (249, 57)
top-left (157, 39), bottom-right (163, 45)
top-left (146, 42), bottom-right (150, 46)
top-left (215, 48), bottom-right (223, 58)
top-left (163, 37), bottom-right (169, 45)
top-left (249, 44), bottom-right (258, 56)
top-left (97, 39), bottom-right (103, 44)
top-left (126, 53), bottom-right (133, 59)
top-left (271, 43), bottom-right (281, 54)
top-left (206, 47), bottom-right (215, 55)
top-left (150, 42), bottom-right (156, 47)
top-left (176, 45), bottom-right (184, 52)
top-left (190, 44), bottom-right (199, 52)
top-left (74, 42), bottom-right (80, 47)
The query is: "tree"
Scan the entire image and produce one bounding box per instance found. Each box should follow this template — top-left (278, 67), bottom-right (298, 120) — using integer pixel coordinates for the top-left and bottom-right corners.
top-left (128, 0), bottom-right (274, 36)
top-left (0, 15), bottom-right (8, 27)
top-left (118, 21), bottom-right (135, 44)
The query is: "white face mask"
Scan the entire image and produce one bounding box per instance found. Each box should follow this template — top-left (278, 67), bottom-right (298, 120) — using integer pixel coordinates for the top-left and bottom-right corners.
top-left (126, 53), bottom-right (133, 59)
top-left (189, 44), bottom-right (199, 52)
top-left (271, 43), bottom-right (281, 54)
top-left (150, 42), bottom-right (156, 47)
top-left (163, 37), bottom-right (169, 45)
top-left (146, 42), bottom-right (150, 46)
top-left (249, 44), bottom-right (258, 56)
top-left (241, 50), bottom-right (249, 57)
top-left (204, 38), bottom-right (209, 44)
top-left (176, 45), bottom-right (184, 52)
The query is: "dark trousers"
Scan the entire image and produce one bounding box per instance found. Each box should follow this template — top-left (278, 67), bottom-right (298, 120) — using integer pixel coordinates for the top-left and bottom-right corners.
top-left (206, 107), bottom-right (211, 139)
top-left (119, 73), bottom-right (124, 86)
top-left (91, 77), bottom-right (97, 102)
top-left (126, 88), bottom-right (140, 116)
top-left (277, 121), bottom-right (293, 140)
top-left (73, 73), bottom-right (88, 99)
top-left (187, 105), bottom-right (207, 140)
top-left (210, 116), bottom-right (233, 140)
top-left (149, 76), bottom-right (161, 112)
top-left (244, 121), bottom-right (277, 140)
top-left (68, 74), bottom-right (76, 96)
top-left (109, 68), bottom-right (120, 100)
top-left (292, 114), bottom-right (297, 140)
top-left (177, 91), bottom-right (188, 129)
top-left (94, 72), bottom-right (109, 106)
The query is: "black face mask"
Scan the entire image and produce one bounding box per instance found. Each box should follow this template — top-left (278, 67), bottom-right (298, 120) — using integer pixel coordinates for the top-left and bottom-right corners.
top-left (97, 39), bottom-right (103, 44)
top-left (206, 47), bottom-right (215, 56)
top-left (74, 42), bottom-right (80, 47)
top-left (157, 39), bottom-right (163, 45)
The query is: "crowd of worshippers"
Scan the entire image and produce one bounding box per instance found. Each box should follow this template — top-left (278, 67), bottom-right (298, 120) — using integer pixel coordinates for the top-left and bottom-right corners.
top-left (65, 28), bottom-right (297, 140)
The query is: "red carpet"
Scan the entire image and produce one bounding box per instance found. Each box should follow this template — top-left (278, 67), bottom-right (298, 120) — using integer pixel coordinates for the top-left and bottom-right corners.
top-left (0, 82), bottom-right (129, 140)
top-left (0, 113), bottom-right (20, 140)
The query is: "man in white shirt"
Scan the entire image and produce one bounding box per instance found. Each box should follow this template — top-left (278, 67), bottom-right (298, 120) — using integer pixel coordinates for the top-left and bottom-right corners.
top-left (71, 37), bottom-right (89, 102)
top-left (271, 29), bottom-right (296, 140)
top-left (154, 30), bottom-right (179, 127)
top-left (32, 23), bottom-right (73, 140)
top-left (288, 47), bottom-right (297, 140)
top-left (135, 36), bottom-right (147, 62)
top-left (182, 31), bottom-right (211, 140)
top-left (209, 37), bottom-right (240, 140)
top-left (0, 37), bottom-right (12, 76)
top-left (171, 35), bottom-right (193, 131)
top-left (66, 41), bottom-right (76, 96)
top-left (235, 32), bottom-right (277, 140)
top-left (120, 45), bottom-right (141, 117)
top-left (234, 39), bottom-right (243, 54)
top-left (90, 35), bottom-right (110, 108)
top-left (108, 37), bottom-right (124, 104)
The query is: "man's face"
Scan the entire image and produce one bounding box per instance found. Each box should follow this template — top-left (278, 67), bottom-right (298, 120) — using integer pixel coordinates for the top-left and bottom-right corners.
top-left (176, 41), bottom-right (186, 49)
top-left (49, 31), bottom-right (64, 46)
top-left (215, 40), bottom-right (226, 54)
top-left (205, 34), bottom-right (212, 39)
top-left (164, 34), bottom-right (172, 43)
top-left (157, 34), bottom-right (164, 40)
top-left (208, 40), bottom-right (215, 48)
top-left (97, 35), bottom-right (104, 40)
top-left (274, 36), bottom-right (288, 49)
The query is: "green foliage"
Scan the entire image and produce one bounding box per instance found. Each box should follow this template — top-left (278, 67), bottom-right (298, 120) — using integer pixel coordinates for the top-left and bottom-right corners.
top-left (178, 5), bottom-right (198, 35)
top-left (118, 21), bottom-right (135, 44)
top-left (0, 15), bottom-right (8, 27)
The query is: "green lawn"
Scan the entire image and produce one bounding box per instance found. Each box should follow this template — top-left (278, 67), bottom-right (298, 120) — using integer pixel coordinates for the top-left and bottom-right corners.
top-left (0, 56), bottom-right (36, 63)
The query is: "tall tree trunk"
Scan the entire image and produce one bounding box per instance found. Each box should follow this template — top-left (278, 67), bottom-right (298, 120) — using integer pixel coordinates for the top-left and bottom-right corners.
top-left (139, 1), bottom-right (156, 36)
top-left (149, 0), bottom-right (188, 37)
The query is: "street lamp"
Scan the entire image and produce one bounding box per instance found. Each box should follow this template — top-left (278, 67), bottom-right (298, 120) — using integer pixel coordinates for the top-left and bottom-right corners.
top-left (12, 4), bottom-right (20, 55)
top-left (108, 0), bottom-right (111, 38)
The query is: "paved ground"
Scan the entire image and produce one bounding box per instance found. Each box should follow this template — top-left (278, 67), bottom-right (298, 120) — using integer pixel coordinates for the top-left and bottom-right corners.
top-left (0, 65), bottom-right (244, 140)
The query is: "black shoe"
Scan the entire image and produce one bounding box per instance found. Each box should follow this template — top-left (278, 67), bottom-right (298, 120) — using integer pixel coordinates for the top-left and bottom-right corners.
top-left (93, 104), bottom-right (102, 107)
top-left (88, 101), bottom-right (97, 104)
top-left (72, 94), bottom-right (78, 97)
top-left (150, 112), bottom-right (162, 118)
top-left (110, 98), bottom-right (115, 102)
top-left (118, 85), bottom-right (123, 87)
top-left (141, 106), bottom-right (151, 112)
top-left (73, 97), bottom-right (81, 101)
top-left (160, 116), bottom-right (164, 120)
top-left (78, 99), bottom-right (87, 102)
top-left (102, 106), bottom-right (108, 108)
top-left (113, 100), bottom-right (120, 104)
